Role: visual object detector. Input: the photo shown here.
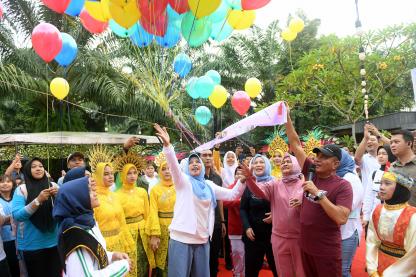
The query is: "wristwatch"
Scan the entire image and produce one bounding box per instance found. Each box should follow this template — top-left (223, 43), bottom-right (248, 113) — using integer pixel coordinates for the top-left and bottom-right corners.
top-left (314, 190), bottom-right (327, 201)
top-left (34, 198), bottom-right (41, 207)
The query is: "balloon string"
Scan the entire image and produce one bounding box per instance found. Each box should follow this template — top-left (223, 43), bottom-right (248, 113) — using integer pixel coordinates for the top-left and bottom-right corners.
top-left (64, 67), bottom-right (71, 130)
top-left (186, 0), bottom-right (201, 44)
top-left (59, 100), bottom-right (64, 172)
top-left (289, 42), bottom-right (294, 71)
top-left (45, 63), bottom-right (50, 173)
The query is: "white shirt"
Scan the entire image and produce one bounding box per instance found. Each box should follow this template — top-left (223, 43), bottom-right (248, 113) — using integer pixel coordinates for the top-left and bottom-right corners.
top-left (0, 206), bottom-right (7, 261)
top-left (145, 175), bottom-right (159, 194)
top-left (359, 153), bottom-right (380, 192)
top-left (341, 172), bottom-right (364, 240)
top-left (362, 169), bottom-right (383, 221)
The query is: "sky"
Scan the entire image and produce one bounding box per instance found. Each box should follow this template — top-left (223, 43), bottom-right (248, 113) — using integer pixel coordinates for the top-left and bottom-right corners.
top-left (255, 0), bottom-right (416, 37)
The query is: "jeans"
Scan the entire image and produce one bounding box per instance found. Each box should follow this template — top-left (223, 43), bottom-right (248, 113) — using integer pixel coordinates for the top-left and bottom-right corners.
top-left (341, 230), bottom-right (359, 277)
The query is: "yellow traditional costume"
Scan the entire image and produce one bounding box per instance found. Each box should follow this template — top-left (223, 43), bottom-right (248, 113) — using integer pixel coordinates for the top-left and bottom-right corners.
top-left (268, 133), bottom-right (288, 179)
top-left (114, 152), bottom-right (155, 277)
top-left (146, 157), bottom-right (176, 277)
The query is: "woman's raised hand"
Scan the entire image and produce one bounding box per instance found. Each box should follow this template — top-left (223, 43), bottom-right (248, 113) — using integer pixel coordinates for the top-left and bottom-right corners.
top-left (154, 124), bottom-right (170, 147)
top-left (240, 162), bottom-right (253, 182)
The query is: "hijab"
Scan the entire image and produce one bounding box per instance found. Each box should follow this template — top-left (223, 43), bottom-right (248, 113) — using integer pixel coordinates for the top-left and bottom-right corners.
top-left (377, 145), bottom-right (395, 171)
top-left (93, 162), bottom-right (112, 195)
top-left (115, 163), bottom-right (137, 191)
top-left (158, 161), bottom-right (173, 187)
top-left (53, 176), bottom-right (95, 232)
top-left (63, 166), bottom-right (86, 184)
top-left (185, 153), bottom-right (217, 208)
top-left (251, 154), bottom-right (274, 183)
top-left (271, 150), bottom-right (283, 179)
top-left (23, 158), bottom-right (56, 233)
top-left (281, 154), bottom-right (302, 184)
top-left (384, 170), bottom-right (413, 205)
top-left (222, 151), bottom-right (238, 188)
top-left (336, 149), bottom-right (356, 178)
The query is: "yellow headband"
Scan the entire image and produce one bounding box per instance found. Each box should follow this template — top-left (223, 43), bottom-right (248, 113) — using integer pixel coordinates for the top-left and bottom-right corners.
top-left (382, 172), bottom-right (397, 182)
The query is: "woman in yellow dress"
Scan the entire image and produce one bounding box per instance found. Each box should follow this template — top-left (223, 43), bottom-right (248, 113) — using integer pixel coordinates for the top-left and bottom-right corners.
top-left (115, 162), bottom-right (155, 277)
top-left (146, 161), bottom-right (176, 277)
top-left (92, 162), bottom-right (135, 256)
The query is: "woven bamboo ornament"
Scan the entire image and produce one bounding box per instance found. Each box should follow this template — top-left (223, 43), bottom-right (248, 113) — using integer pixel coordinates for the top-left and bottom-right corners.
top-left (113, 151), bottom-right (147, 173)
top-left (304, 137), bottom-right (322, 157)
top-left (268, 134), bottom-right (289, 157)
top-left (154, 151), bottom-right (167, 167)
top-left (87, 144), bottom-right (115, 173)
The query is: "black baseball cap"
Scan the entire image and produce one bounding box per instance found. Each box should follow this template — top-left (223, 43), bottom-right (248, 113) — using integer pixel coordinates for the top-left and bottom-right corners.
top-left (312, 144), bottom-right (342, 161)
top-left (67, 152), bottom-right (85, 164)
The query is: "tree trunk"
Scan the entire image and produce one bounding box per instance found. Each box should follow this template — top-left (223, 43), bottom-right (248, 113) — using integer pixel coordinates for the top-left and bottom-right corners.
top-left (351, 120), bottom-right (357, 146)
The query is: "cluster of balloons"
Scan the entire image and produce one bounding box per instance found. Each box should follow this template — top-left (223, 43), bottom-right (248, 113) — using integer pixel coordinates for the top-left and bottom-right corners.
top-left (231, 77), bottom-right (262, 116)
top-left (186, 70), bottom-right (222, 100)
top-left (50, 77), bottom-right (70, 100)
top-left (31, 23), bottom-right (78, 67)
top-left (41, 0), bottom-right (271, 48)
top-left (281, 17), bottom-right (305, 42)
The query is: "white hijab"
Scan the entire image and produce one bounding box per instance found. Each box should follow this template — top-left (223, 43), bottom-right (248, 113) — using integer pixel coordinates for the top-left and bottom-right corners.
top-left (221, 151), bottom-right (238, 188)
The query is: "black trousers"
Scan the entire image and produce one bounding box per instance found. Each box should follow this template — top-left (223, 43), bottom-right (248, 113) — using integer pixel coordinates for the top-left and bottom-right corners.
top-left (0, 258), bottom-right (11, 277)
top-left (209, 227), bottom-right (222, 277)
top-left (3, 241), bottom-right (19, 277)
top-left (23, 246), bottom-right (61, 277)
top-left (244, 238), bottom-right (278, 277)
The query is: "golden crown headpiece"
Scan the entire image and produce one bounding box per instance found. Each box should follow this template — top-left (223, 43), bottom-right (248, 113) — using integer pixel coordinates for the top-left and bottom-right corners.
top-left (268, 134), bottom-right (288, 157)
top-left (87, 144), bottom-right (115, 173)
top-left (154, 151), bottom-right (167, 167)
top-left (304, 137), bottom-right (322, 156)
top-left (113, 151), bottom-right (147, 173)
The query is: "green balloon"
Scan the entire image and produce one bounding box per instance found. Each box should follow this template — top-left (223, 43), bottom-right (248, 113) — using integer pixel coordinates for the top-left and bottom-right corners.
top-left (181, 12), bottom-right (212, 48)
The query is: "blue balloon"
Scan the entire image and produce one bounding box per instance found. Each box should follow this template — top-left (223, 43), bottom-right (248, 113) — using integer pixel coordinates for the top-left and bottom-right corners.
top-left (225, 0), bottom-right (242, 10)
top-left (55, 33), bottom-right (78, 67)
top-left (195, 76), bottom-right (215, 99)
top-left (167, 4), bottom-right (185, 22)
top-left (130, 23), bottom-right (154, 47)
top-left (174, 53), bottom-right (192, 78)
top-left (211, 21), bottom-right (234, 42)
top-left (205, 70), bottom-right (221, 85)
top-left (155, 25), bottom-right (181, 48)
top-left (65, 0), bottom-right (85, 16)
top-left (209, 1), bottom-right (230, 23)
top-left (186, 77), bottom-right (199, 99)
top-left (110, 20), bottom-right (138, 38)
top-left (195, 106), bottom-right (212, 125)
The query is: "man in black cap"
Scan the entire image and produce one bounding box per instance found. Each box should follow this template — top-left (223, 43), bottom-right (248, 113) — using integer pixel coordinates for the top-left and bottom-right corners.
top-left (285, 105), bottom-right (353, 277)
top-left (57, 152), bottom-right (86, 186)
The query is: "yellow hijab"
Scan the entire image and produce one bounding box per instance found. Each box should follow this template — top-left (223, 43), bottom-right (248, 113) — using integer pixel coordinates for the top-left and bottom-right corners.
top-left (271, 150), bottom-right (283, 179)
top-left (93, 162), bottom-right (113, 195)
top-left (157, 161), bottom-right (173, 187)
top-left (120, 163), bottom-right (137, 190)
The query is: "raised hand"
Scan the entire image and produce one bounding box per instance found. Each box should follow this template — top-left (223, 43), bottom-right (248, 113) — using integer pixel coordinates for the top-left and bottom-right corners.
top-left (240, 162), bottom-right (253, 181)
top-left (154, 124), bottom-right (170, 147)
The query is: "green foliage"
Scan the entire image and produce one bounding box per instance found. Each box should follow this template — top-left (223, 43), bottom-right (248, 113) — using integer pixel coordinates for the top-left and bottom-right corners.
top-left (338, 135), bottom-right (355, 150)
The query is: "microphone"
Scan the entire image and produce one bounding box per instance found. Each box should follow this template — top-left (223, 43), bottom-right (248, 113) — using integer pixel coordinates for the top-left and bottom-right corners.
top-left (305, 165), bottom-right (316, 198)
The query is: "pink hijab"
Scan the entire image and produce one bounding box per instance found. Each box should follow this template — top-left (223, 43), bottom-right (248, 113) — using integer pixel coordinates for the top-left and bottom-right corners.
top-left (281, 154), bottom-right (302, 184)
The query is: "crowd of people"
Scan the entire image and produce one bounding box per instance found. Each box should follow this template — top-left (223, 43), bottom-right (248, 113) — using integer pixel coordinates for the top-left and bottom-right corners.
top-left (0, 106), bottom-right (415, 277)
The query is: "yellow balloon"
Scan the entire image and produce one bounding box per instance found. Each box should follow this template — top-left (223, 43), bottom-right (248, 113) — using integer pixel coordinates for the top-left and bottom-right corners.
top-left (228, 10), bottom-right (256, 30)
top-left (85, 0), bottom-right (111, 22)
top-left (50, 78), bottom-right (69, 100)
top-left (209, 85), bottom-right (228, 109)
top-left (109, 0), bottom-right (141, 29)
top-left (189, 0), bottom-right (221, 19)
top-left (281, 28), bottom-right (297, 42)
top-left (245, 78), bottom-right (262, 98)
top-left (289, 18), bottom-right (305, 33)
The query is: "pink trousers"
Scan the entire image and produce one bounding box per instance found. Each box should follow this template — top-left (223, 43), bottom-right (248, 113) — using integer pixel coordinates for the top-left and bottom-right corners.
top-left (271, 234), bottom-right (305, 277)
top-left (229, 236), bottom-right (245, 276)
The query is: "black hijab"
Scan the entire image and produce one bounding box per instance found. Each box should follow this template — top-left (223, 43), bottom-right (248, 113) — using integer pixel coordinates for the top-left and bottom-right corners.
top-left (23, 158), bottom-right (56, 233)
top-left (385, 183), bottom-right (411, 205)
top-left (377, 145), bottom-right (395, 171)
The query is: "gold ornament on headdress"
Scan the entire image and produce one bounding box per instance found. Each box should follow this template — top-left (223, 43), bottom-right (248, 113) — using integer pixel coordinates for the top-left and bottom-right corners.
top-left (87, 144), bottom-right (115, 173)
top-left (304, 137), bottom-right (322, 157)
top-left (268, 134), bottom-right (288, 157)
top-left (113, 151), bottom-right (147, 173)
top-left (154, 151), bottom-right (167, 167)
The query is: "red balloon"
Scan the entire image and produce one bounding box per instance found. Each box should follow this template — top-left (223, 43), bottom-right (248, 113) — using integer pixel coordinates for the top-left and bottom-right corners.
top-left (241, 0), bottom-right (271, 10)
top-left (168, 0), bottom-right (189, 14)
top-left (0, 2), bottom-right (3, 20)
top-left (42, 0), bottom-right (71, 14)
top-left (31, 23), bottom-right (62, 63)
top-left (138, 0), bottom-right (168, 22)
top-left (80, 10), bottom-right (109, 34)
top-left (231, 91), bottom-right (251, 116)
top-left (141, 13), bottom-right (167, 36)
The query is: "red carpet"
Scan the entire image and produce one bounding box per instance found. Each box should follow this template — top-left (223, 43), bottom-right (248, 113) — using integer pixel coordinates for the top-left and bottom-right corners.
top-left (219, 235), bottom-right (368, 276)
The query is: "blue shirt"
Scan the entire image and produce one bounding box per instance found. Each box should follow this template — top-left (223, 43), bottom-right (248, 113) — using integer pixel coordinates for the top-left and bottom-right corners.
top-left (0, 197), bottom-right (15, 242)
top-left (11, 185), bottom-right (58, 251)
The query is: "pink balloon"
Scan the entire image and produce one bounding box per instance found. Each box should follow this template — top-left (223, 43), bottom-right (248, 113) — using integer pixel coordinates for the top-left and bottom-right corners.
top-left (231, 91), bottom-right (251, 116)
top-left (0, 2), bottom-right (3, 20)
top-left (80, 10), bottom-right (108, 34)
top-left (241, 0), bottom-right (271, 10)
top-left (42, 0), bottom-right (71, 14)
top-left (31, 23), bottom-right (62, 63)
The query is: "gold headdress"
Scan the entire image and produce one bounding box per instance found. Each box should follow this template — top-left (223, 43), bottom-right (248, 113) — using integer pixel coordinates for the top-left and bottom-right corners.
top-left (303, 132), bottom-right (323, 157)
top-left (113, 151), bottom-right (147, 173)
top-left (154, 151), bottom-right (167, 167)
top-left (268, 134), bottom-right (288, 157)
top-left (87, 144), bottom-right (115, 173)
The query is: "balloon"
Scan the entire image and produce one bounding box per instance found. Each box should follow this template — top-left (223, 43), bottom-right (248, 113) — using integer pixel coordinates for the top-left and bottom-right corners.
top-left (42, 0), bottom-right (71, 13)
top-left (155, 25), bottom-right (181, 48)
top-left (289, 18), bottom-right (305, 33)
top-left (0, 2), bottom-right (3, 20)
top-left (80, 9), bottom-right (108, 34)
top-left (186, 77), bottom-right (199, 99)
top-left (141, 13), bottom-right (168, 36)
top-left (209, 85), bottom-right (227, 108)
top-left (173, 53), bottom-right (192, 78)
top-left (281, 28), bottom-right (297, 42)
top-left (225, 0), bottom-right (242, 10)
top-left (211, 21), bottom-right (233, 42)
top-left (188, 0), bottom-right (221, 19)
top-left (168, 0), bottom-right (189, 14)
top-left (130, 23), bottom-right (154, 47)
top-left (245, 78), bottom-right (262, 98)
top-left (194, 76), bottom-right (215, 99)
top-left (241, 0), bottom-right (271, 10)
top-left (84, 0), bottom-right (111, 22)
top-left (231, 91), bottom-right (251, 116)
top-left (65, 0), bottom-right (85, 16)
top-left (209, 1), bottom-right (230, 23)
top-left (181, 12), bottom-right (212, 47)
top-left (54, 33), bottom-right (78, 67)
top-left (167, 5), bottom-right (183, 21)
top-left (205, 70), bottom-right (221, 85)
top-left (195, 106), bottom-right (212, 125)
top-left (109, 0), bottom-right (141, 29)
top-left (228, 10), bottom-right (256, 30)
top-left (110, 20), bottom-right (138, 37)
top-left (31, 23), bottom-right (62, 63)
top-left (50, 77), bottom-right (70, 100)
top-left (138, 0), bottom-right (168, 22)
